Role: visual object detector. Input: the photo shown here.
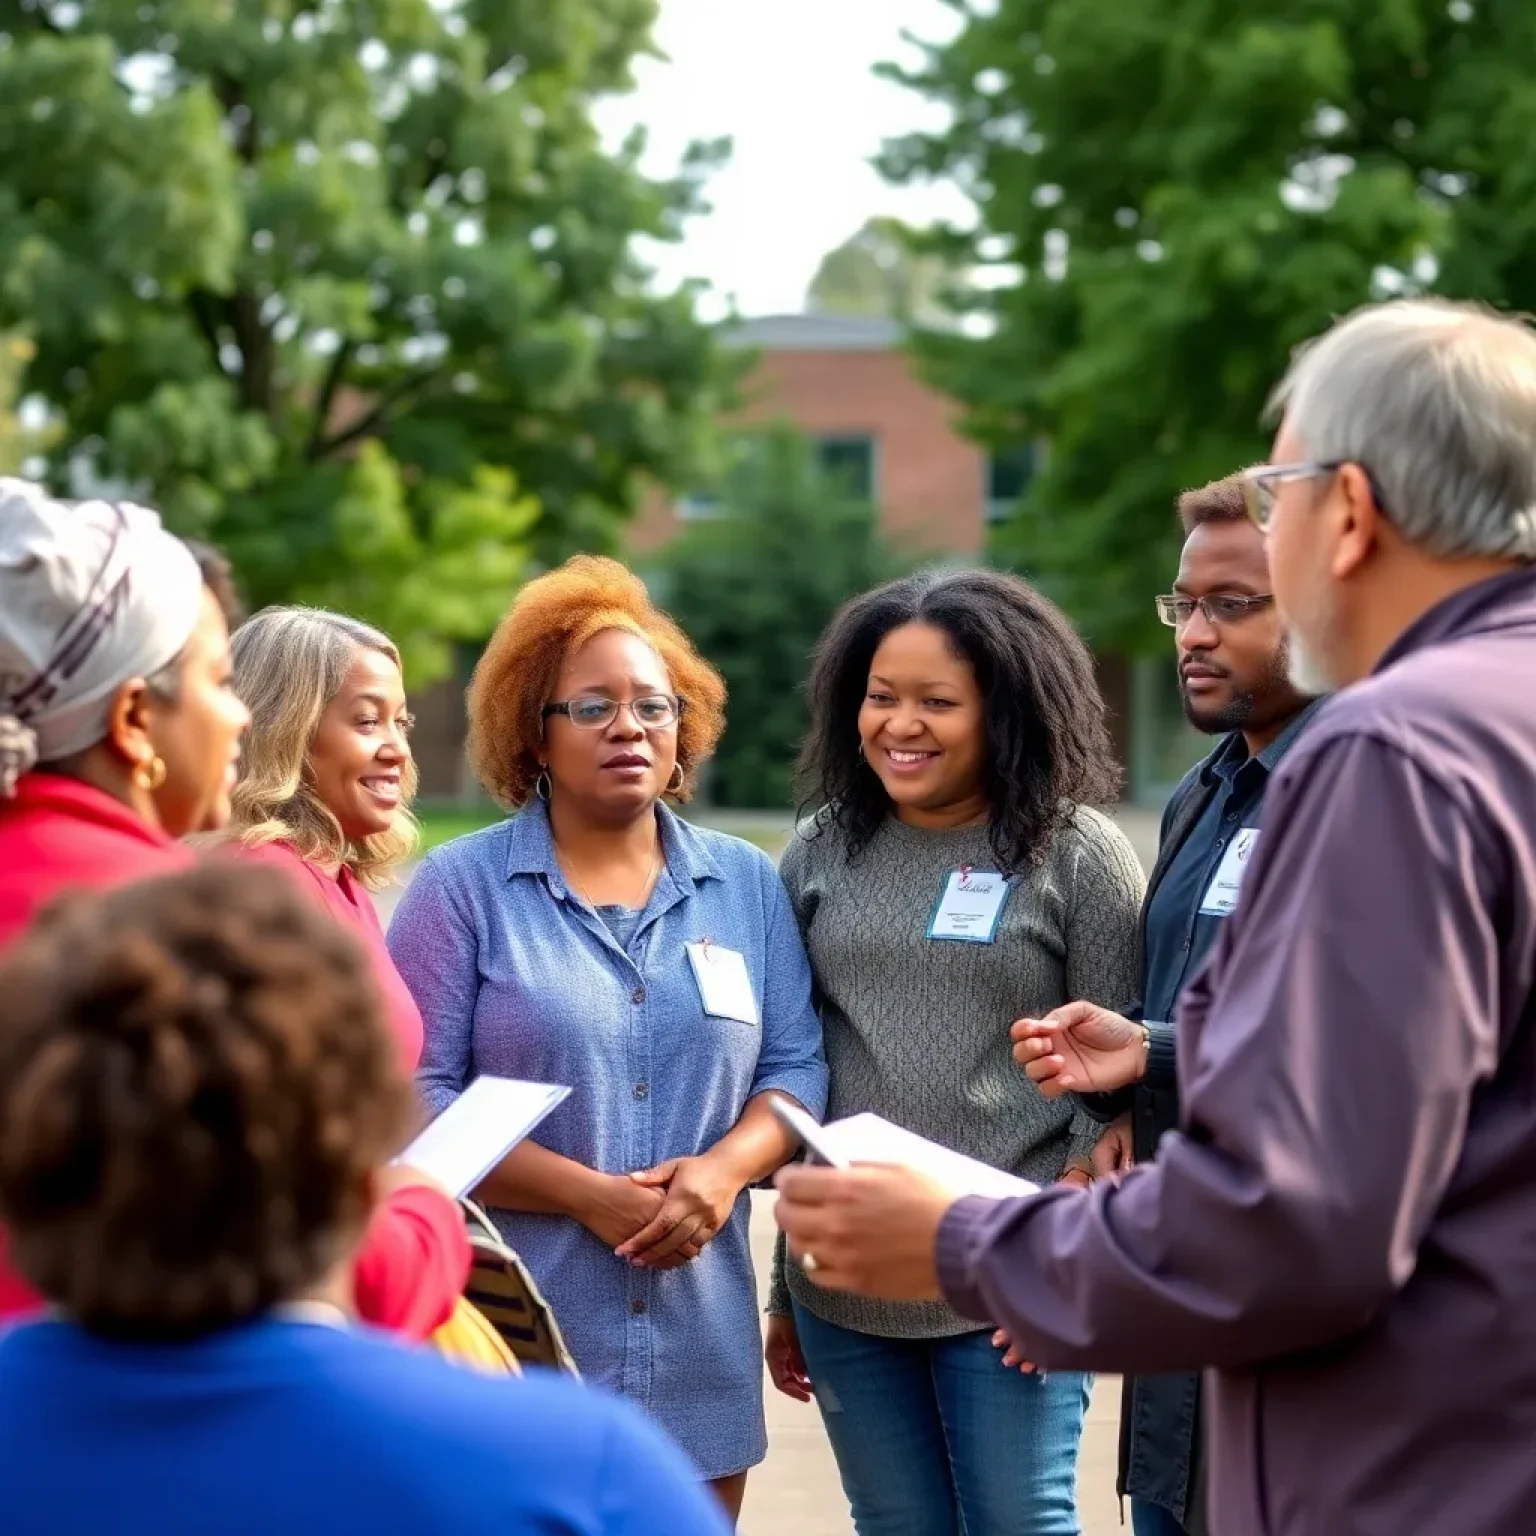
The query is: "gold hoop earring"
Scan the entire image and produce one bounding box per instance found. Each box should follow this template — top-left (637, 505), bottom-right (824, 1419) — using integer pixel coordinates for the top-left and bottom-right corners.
top-left (535, 771), bottom-right (552, 802)
top-left (666, 763), bottom-right (685, 795)
top-left (134, 755), bottom-right (168, 793)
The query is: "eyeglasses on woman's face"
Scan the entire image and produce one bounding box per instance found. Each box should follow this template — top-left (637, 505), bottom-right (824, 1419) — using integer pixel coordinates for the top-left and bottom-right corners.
top-left (541, 693), bottom-right (684, 730)
top-left (1154, 593), bottom-right (1276, 629)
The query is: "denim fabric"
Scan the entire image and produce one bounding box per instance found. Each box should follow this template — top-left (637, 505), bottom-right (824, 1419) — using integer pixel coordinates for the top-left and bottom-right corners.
top-left (1131, 1498), bottom-right (1189, 1536)
top-left (389, 801), bottom-right (827, 1479)
top-left (792, 1301), bottom-right (1090, 1535)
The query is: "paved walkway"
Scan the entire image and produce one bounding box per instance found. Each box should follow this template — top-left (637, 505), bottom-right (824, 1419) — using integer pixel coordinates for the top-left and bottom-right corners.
top-left (380, 805), bottom-right (1160, 1533)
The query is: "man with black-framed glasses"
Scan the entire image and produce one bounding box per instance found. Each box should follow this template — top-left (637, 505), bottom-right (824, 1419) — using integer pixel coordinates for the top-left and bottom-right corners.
top-left (1086, 473), bottom-right (1318, 1536)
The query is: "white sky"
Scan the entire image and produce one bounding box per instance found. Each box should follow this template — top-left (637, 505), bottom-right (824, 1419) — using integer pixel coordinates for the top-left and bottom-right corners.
top-left (595, 0), bottom-right (972, 318)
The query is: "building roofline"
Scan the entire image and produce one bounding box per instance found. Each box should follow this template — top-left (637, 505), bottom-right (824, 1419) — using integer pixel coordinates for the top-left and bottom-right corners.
top-left (723, 313), bottom-right (903, 352)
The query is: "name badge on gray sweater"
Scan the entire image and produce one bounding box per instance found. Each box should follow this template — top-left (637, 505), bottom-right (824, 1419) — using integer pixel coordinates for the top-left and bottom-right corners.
top-left (926, 867), bottom-right (1011, 942)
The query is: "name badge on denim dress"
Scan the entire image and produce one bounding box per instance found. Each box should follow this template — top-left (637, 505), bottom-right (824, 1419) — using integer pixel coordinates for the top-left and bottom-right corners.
top-left (926, 867), bottom-right (1011, 943)
top-left (685, 939), bottom-right (760, 1025)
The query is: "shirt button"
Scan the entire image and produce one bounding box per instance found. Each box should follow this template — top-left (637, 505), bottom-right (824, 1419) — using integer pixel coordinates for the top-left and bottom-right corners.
top-left (632, 986), bottom-right (646, 1005)
top-left (630, 1298), bottom-right (647, 1315)
top-left (1182, 938), bottom-right (1192, 951)
top-left (634, 1082), bottom-right (649, 1101)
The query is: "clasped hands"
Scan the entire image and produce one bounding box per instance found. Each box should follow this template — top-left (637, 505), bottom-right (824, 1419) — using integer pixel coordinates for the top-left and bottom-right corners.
top-left (579, 1155), bottom-right (743, 1270)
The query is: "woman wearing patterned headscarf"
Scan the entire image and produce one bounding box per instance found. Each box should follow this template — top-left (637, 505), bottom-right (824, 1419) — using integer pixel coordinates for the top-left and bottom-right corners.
top-left (0, 479), bottom-right (468, 1337)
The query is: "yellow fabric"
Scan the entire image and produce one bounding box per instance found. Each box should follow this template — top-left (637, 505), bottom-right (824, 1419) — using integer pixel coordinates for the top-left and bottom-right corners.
top-left (429, 1297), bottom-right (522, 1376)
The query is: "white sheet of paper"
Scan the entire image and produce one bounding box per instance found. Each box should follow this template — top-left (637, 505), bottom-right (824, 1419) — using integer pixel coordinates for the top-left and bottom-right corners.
top-left (398, 1077), bottom-right (570, 1198)
top-left (927, 868), bottom-right (1011, 942)
top-left (1199, 827), bottom-right (1261, 917)
top-left (685, 941), bottom-right (760, 1025)
top-left (815, 1112), bottom-right (1038, 1200)
top-left (767, 1094), bottom-right (852, 1168)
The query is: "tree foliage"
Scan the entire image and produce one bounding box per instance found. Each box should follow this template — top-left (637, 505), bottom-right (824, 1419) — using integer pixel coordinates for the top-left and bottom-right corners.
top-left (881, 0), bottom-right (1536, 651)
top-left (0, 333), bottom-right (34, 474)
top-left (0, 0), bottom-right (732, 681)
top-left (654, 427), bottom-right (905, 809)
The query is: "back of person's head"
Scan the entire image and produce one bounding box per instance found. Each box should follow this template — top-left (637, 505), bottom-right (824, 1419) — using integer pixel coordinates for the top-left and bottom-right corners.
top-left (0, 863), bottom-right (409, 1340)
top-left (1270, 299), bottom-right (1536, 564)
top-left (228, 606), bottom-right (418, 886)
top-left (183, 539), bottom-right (246, 628)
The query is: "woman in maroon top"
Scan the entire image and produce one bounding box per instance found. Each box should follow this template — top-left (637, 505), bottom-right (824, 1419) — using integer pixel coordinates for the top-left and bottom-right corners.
top-left (225, 605), bottom-right (467, 1338)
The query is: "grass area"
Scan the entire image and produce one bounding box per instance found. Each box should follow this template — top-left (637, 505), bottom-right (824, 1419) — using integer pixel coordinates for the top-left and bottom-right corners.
top-left (413, 805), bottom-right (509, 852)
top-left (411, 804), bottom-right (790, 860)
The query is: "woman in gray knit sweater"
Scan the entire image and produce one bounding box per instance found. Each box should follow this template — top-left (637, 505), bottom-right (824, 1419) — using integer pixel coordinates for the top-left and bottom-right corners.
top-left (765, 568), bottom-right (1144, 1536)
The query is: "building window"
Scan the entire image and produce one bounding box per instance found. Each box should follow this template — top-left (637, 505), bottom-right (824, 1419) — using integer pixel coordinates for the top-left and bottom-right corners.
top-left (986, 443), bottom-right (1039, 523)
top-left (816, 434), bottom-right (876, 501)
top-left (675, 490), bottom-right (723, 521)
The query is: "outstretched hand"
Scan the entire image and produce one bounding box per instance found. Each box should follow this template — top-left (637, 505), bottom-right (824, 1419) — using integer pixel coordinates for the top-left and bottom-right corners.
top-left (1011, 1002), bottom-right (1147, 1098)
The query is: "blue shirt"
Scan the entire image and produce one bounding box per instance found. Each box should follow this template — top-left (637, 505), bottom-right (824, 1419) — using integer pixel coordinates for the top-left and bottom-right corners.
top-left (1143, 705), bottom-right (1322, 1026)
top-left (388, 802), bottom-right (828, 1479)
top-left (0, 1317), bottom-right (731, 1536)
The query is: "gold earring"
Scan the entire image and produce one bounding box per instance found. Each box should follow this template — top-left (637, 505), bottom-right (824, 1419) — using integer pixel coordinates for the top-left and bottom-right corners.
top-left (666, 763), bottom-right (685, 794)
top-left (134, 755), bottom-right (168, 792)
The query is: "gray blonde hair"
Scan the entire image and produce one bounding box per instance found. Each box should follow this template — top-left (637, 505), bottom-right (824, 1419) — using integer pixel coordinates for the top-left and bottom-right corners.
top-left (227, 607), bottom-right (419, 889)
top-left (1268, 298), bottom-right (1536, 563)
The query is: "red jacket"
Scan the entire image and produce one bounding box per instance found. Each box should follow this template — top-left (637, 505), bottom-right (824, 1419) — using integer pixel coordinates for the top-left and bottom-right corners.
top-left (0, 776), bottom-right (468, 1338)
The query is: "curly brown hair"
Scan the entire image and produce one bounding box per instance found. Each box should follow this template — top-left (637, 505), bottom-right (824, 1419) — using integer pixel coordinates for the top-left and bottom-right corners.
top-left (0, 863), bottom-right (410, 1340)
top-left (468, 554), bottom-right (727, 808)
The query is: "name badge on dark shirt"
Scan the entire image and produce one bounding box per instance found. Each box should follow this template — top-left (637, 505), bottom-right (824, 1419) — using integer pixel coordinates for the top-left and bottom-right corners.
top-left (1199, 827), bottom-right (1261, 917)
top-left (926, 867), bottom-right (1010, 943)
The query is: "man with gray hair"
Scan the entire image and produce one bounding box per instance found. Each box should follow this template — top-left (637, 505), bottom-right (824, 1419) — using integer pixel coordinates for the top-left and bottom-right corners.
top-left (771, 299), bottom-right (1536, 1535)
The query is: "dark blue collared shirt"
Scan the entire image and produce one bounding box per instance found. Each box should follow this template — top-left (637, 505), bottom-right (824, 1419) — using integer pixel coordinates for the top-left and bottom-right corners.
top-left (1143, 703), bottom-right (1322, 1027)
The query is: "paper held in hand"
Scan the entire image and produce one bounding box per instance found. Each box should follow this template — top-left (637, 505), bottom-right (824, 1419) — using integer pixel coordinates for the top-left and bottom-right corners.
top-left (398, 1077), bottom-right (570, 1199)
top-left (771, 1096), bottom-right (1038, 1201)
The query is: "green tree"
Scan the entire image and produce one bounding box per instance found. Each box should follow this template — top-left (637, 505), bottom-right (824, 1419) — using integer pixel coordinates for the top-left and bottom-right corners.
top-left (881, 0), bottom-right (1536, 651)
top-left (808, 216), bottom-right (958, 325)
top-left (0, 0), bottom-right (732, 681)
top-left (654, 428), bottom-right (904, 809)
top-left (0, 333), bottom-right (33, 474)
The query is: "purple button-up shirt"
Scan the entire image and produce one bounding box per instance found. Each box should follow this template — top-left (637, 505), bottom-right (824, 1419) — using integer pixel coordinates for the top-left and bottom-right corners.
top-left (938, 570), bottom-right (1536, 1536)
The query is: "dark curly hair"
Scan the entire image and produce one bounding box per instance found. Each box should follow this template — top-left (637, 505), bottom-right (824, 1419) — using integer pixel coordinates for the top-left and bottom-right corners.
top-left (797, 567), bottom-right (1121, 873)
top-left (0, 863), bottom-right (410, 1340)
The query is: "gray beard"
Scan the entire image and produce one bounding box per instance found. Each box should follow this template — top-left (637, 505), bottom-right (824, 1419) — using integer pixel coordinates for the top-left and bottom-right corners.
top-left (1287, 632), bottom-right (1336, 696)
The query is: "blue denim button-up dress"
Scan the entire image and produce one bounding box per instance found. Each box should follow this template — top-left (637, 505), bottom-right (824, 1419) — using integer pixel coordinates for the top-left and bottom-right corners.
top-left (387, 802), bottom-right (828, 1478)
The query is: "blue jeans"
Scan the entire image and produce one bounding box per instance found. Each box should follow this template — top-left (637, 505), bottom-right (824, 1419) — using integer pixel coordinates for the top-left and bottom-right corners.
top-left (793, 1301), bottom-right (1091, 1535)
top-left (1130, 1499), bottom-right (1188, 1536)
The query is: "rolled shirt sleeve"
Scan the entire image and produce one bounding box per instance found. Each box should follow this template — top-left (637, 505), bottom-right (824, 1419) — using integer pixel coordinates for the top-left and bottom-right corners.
top-left (937, 734), bottom-right (1503, 1374)
top-left (388, 855), bottom-right (479, 1119)
top-left (744, 860), bottom-right (829, 1118)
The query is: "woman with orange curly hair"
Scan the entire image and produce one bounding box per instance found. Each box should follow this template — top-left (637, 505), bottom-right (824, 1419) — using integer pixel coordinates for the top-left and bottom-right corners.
top-left (388, 556), bottom-right (827, 1522)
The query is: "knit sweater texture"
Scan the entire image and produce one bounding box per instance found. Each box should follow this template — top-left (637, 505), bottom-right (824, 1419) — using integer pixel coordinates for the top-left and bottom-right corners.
top-left (769, 806), bottom-right (1145, 1338)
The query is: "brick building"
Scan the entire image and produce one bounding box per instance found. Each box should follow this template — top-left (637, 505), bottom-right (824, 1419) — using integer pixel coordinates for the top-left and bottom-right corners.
top-left (630, 313), bottom-right (1025, 559)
